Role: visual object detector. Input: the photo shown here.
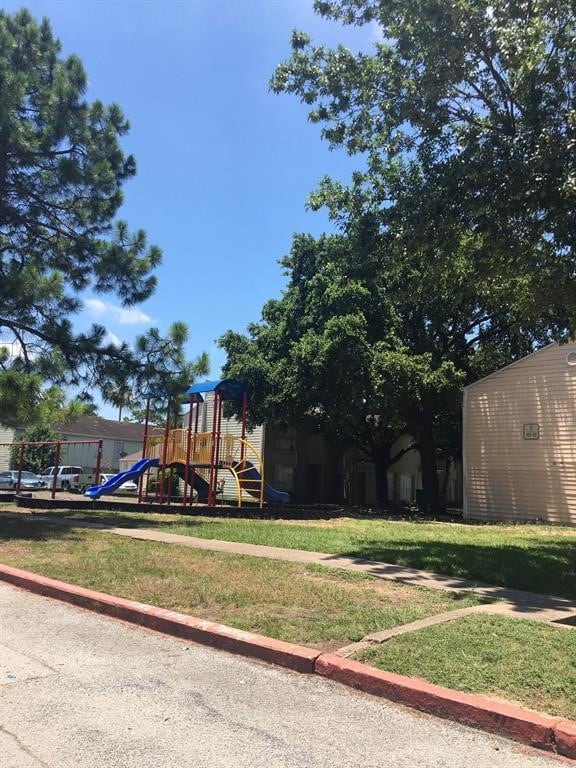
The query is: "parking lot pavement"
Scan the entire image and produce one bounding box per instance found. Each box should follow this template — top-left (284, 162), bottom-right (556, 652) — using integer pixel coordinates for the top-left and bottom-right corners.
top-left (0, 582), bottom-right (562, 768)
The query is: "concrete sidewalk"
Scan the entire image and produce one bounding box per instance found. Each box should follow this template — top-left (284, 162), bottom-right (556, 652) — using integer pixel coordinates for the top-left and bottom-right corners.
top-left (7, 511), bottom-right (576, 626)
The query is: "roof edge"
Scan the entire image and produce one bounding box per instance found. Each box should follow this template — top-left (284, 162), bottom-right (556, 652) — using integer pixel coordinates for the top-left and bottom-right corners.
top-left (464, 342), bottom-right (559, 391)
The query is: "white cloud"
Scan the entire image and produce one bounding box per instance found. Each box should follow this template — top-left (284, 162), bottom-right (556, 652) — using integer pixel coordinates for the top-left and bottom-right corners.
top-left (103, 331), bottom-right (122, 348)
top-left (84, 298), bottom-right (152, 325)
top-left (367, 21), bottom-right (383, 42)
top-left (84, 298), bottom-right (107, 315)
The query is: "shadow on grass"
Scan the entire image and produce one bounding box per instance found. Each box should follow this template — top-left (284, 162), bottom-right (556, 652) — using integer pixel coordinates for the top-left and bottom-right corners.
top-left (27, 511), bottom-right (210, 532)
top-left (333, 540), bottom-right (576, 601)
top-left (0, 516), bottom-right (85, 543)
top-left (4, 512), bottom-right (576, 602)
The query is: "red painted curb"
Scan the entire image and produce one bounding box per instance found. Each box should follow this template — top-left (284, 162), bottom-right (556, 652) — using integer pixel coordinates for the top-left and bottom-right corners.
top-left (555, 720), bottom-right (576, 759)
top-left (315, 653), bottom-right (566, 754)
top-left (0, 564), bottom-right (319, 673)
top-left (3, 562), bottom-right (576, 759)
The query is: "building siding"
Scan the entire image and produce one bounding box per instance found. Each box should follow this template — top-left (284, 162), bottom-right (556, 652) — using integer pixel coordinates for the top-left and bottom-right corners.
top-left (0, 425), bottom-right (16, 470)
top-left (60, 435), bottom-right (143, 473)
top-left (464, 342), bottom-right (576, 524)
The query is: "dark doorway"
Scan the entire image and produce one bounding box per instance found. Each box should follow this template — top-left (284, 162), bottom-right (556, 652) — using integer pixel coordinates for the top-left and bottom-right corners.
top-left (355, 472), bottom-right (366, 505)
top-left (305, 463), bottom-right (323, 502)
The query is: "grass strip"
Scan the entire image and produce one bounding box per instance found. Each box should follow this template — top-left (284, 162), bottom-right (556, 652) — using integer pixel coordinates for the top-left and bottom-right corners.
top-left (356, 614), bottom-right (576, 719)
top-left (0, 516), bottom-right (477, 649)
top-left (24, 508), bottom-right (576, 599)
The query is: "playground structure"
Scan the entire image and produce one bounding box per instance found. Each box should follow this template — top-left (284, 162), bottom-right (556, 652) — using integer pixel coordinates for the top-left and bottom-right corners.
top-left (85, 379), bottom-right (290, 508)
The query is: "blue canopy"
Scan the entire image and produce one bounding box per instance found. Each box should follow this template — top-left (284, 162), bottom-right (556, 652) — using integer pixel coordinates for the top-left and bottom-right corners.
top-left (186, 378), bottom-right (250, 401)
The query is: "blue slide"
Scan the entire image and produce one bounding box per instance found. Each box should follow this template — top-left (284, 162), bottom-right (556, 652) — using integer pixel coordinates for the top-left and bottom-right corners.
top-left (84, 458), bottom-right (160, 499)
top-left (233, 461), bottom-right (290, 504)
top-left (172, 462), bottom-right (210, 501)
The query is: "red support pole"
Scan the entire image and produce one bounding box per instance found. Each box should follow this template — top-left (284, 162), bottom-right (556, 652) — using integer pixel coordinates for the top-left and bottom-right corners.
top-left (194, 396), bottom-right (200, 456)
top-left (52, 442), bottom-right (61, 500)
top-left (214, 392), bottom-right (223, 505)
top-left (240, 391), bottom-right (248, 463)
top-left (16, 444), bottom-right (24, 494)
top-left (138, 397), bottom-right (151, 504)
top-left (159, 400), bottom-right (171, 505)
top-left (190, 395), bottom-right (200, 507)
top-left (183, 395), bottom-right (194, 507)
top-left (94, 440), bottom-right (102, 487)
top-left (166, 471), bottom-right (172, 506)
top-left (207, 391), bottom-right (220, 506)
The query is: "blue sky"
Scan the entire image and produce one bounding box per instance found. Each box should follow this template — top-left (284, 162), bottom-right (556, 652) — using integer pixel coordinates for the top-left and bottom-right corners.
top-left (5, 1), bottom-right (374, 417)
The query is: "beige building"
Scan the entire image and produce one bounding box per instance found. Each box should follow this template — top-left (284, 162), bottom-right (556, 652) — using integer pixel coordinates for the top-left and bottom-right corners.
top-left (0, 424), bottom-right (17, 470)
top-left (287, 429), bottom-right (461, 507)
top-left (464, 342), bottom-right (576, 524)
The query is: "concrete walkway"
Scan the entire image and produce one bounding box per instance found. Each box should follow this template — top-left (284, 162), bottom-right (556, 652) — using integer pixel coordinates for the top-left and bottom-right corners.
top-left (7, 511), bottom-right (576, 631)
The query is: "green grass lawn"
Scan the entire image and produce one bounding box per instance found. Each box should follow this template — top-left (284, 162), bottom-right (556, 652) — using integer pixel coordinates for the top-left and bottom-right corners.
top-left (22, 508), bottom-right (576, 599)
top-left (356, 614), bottom-right (576, 719)
top-left (2, 513), bottom-right (574, 720)
top-left (0, 515), bottom-right (477, 649)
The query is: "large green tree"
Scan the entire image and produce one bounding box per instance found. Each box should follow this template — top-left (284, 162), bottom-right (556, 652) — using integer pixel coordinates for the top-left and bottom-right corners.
top-left (265, 0), bottom-right (576, 511)
top-left (220, 233), bottom-right (463, 506)
top-left (273, 0), bottom-right (575, 267)
top-left (0, 9), bottom-right (164, 412)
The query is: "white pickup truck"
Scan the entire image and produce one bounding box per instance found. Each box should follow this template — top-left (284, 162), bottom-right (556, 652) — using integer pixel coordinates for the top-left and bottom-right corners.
top-left (40, 466), bottom-right (98, 492)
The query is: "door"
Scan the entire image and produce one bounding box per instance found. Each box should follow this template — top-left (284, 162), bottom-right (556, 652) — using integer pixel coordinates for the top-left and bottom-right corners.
top-left (305, 463), bottom-right (323, 502)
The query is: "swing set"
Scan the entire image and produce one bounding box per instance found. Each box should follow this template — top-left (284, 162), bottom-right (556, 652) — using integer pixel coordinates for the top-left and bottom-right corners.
top-left (0, 438), bottom-right (103, 497)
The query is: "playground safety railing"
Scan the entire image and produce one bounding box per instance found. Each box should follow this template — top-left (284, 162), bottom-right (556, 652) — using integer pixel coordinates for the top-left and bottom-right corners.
top-left (155, 429), bottom-right (216, 466)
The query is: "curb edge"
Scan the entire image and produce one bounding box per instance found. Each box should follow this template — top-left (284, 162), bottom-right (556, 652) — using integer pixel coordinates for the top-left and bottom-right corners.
top-left (1, 563), bottom-right (574, 759)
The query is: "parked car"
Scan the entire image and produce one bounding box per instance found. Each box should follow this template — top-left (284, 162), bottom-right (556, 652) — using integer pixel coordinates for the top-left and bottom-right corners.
top-left (40, 466), bottom-right (95, 491)
top-left (99, 473), bottom-right (138, 493)
top-left (0, 470), bottom-right (47, 490)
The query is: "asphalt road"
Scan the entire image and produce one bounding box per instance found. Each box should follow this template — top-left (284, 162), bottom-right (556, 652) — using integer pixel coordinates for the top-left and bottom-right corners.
top-left (0, 582), bottom-right (561, 768)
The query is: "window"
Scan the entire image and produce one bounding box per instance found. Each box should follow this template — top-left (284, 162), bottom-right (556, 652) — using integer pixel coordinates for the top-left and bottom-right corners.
top-left (399, 474), bottom-right (414, 502)
top-left (273, 465), bottom-right (294, 489)
top-left (273, 432), bottom-right (293, 451)
top-left (356, 472), bottom-right (366, 505)
top-left (113, 441), bottom-right (125, 461)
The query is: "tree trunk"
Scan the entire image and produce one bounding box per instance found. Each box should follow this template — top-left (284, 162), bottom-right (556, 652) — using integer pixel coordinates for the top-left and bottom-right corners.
top-left (441, 456), bottom-right (451, 500)
top-left (371, 436), bottom-right (416, 507)
top-left (324, 441), bottom-right (345, 503)
top-left (373, 448), bottom-right (390, 507)
top-left (418, 410), bottom-right (441, 515)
